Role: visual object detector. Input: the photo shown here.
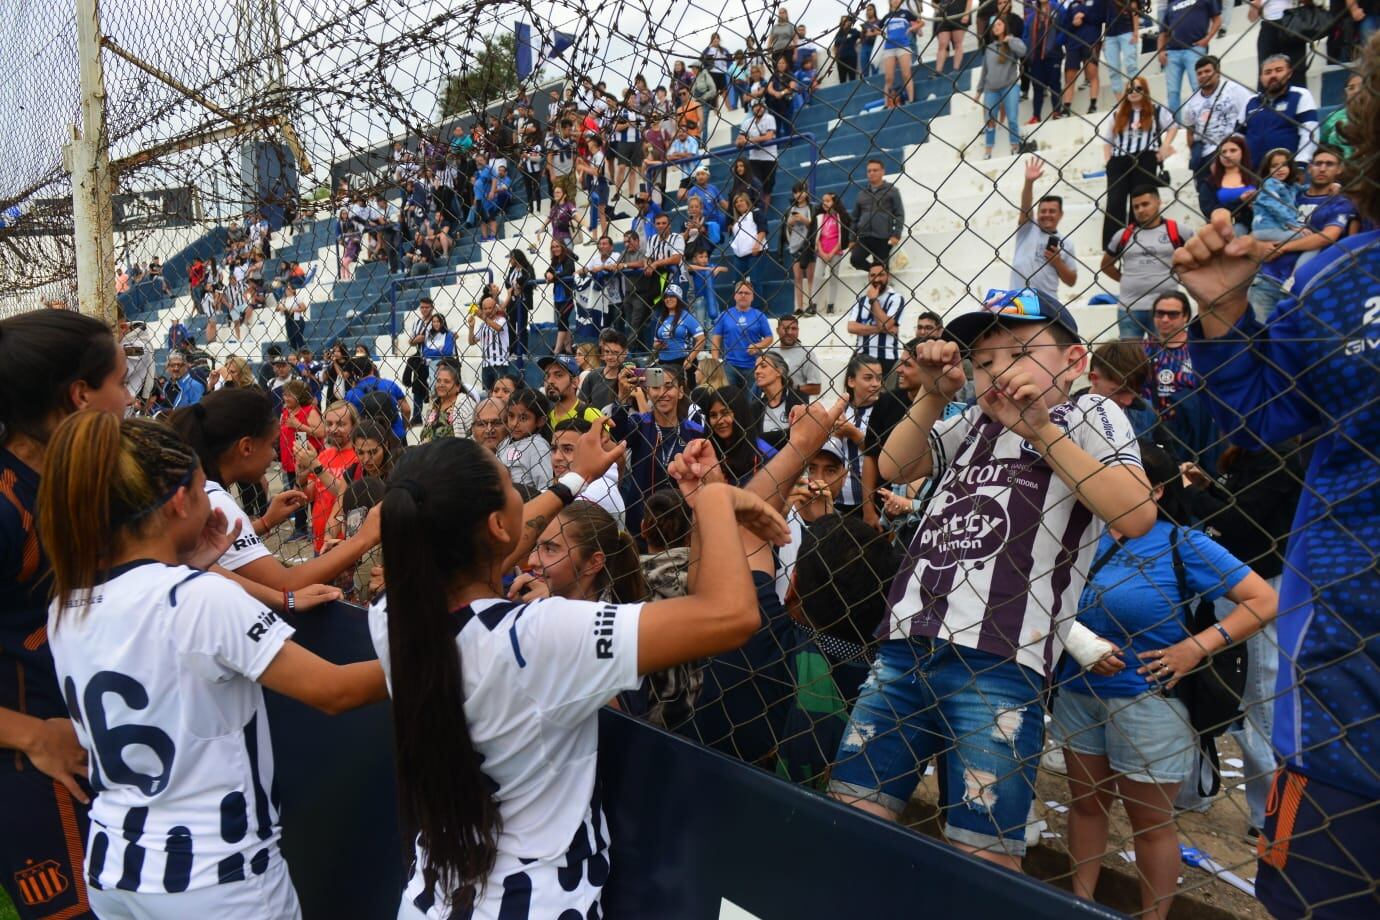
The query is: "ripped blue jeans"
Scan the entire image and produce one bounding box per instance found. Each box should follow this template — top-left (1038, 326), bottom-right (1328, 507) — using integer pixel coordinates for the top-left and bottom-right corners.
top-left (829, 638), bottom-right (1045, 856)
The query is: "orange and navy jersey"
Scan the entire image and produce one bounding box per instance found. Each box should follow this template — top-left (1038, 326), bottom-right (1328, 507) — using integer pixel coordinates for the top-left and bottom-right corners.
top-left (0, 447), bottom-right (67, 770)
top-left (0, 769), bottom-right (92, 920)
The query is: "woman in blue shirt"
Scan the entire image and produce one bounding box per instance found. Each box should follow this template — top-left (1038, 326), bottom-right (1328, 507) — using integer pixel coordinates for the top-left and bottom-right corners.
top-left (544, 240), bottom-right (577, 356)
top-left (878, 0), bottom-right (924, 106)
top-left (1052, 442), bottom-right (1278, 920)
top-left (420, 312), bottom-right (457, 378)
top-left (653, 284), bottom-right (705, 376)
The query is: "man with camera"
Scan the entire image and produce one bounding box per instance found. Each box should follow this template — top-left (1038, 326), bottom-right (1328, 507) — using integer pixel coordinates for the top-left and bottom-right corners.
top-left (1011, 157), bottom-right (1078, 301)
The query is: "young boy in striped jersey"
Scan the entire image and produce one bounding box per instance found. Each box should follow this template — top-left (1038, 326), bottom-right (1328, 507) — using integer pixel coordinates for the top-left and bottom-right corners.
top-left (829, 288), bottom-right (1156, 870)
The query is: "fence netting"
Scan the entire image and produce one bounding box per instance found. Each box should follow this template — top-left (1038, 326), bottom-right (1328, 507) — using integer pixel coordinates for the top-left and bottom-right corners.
top-left (3, 0), bottom-right (1378, 916)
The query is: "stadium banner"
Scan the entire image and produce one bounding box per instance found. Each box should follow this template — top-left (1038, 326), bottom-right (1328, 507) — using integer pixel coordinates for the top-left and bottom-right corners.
top-left (13, 187), bottom-right (196, 236)
top-left (266, 602), bottom-right (1123, 919)
top-left (112, 185), bottom-right (197, 230)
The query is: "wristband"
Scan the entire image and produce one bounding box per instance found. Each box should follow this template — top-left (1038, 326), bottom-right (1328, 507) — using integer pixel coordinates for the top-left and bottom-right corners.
top-left (1213, 622), bottom-right (1234, 647)
top-left (312, 463), bottom-right (324, 475)
top-left (548, 482), bottom-right (575, 506)
top-left (283, 589), bottom-right (296, 613)
top-left (557, 471), bottom-right (588, 497)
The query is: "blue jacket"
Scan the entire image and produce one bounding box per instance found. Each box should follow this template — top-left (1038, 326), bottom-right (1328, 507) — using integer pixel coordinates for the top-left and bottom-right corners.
top-left (610, 405), bottom-right (705, 538)
top-left (421, 332), bottom-right (457, 360)
top-left (1023, 0), bottom-right (1068, 59)
top-left (1240, 87), bottom-right (1319, 166)
top-left (1060, 0), bottom-right (1105, 49)
top-left (167, 374), bottom-right (205, 408)
top-left (1187, 230), bottom-right (1380, 798)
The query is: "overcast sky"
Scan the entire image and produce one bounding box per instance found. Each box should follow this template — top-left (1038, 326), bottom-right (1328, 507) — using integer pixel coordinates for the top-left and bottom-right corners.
top-left (1, 0), bottom-right (879, 206)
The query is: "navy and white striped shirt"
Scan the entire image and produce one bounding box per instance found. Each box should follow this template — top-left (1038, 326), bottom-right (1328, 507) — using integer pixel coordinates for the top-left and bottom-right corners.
top-left (50, 562), bottom-right (292, 894)
top-left (370, 596), bottom-right (644, 919)
top-left (610, 107), bottom-right (642, 145)
top-left (837, 403), bottom-right (875, 508)
top-left (850, 288), bottom-right (906, 361)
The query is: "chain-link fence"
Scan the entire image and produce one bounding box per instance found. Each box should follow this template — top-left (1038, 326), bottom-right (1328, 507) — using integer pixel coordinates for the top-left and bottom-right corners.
top-left (3, 0), bottom-right (1378, 917)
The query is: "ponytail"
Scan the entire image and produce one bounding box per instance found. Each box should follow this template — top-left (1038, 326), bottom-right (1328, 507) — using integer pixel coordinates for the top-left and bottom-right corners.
top-left (380, 438), bottom-right (505, 906)
top-left (38, 411), bottom-right (199, 620)
top-left (168, 388), bottom-right (275, 484)
top-left (557, 500), bottom-right (649, 604)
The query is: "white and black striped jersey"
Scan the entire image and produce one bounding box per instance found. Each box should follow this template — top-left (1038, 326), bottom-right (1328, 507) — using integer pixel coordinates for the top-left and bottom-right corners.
top-left (1098, 103), bottom-right (1175, 157)
top-left (609, 107), bottom-right (642, 145)
top-left (836, 405), bottom-right (874, 508)
top-left (224, 280), bottom-right (248, 316)
top-left (850, 288), bottom-right (906, 362)
top-left (206, 480), bottom-right (270, 571)
top-left (369, 595), bottom-right (644, 920)
top-left (645, 232), bottom-right (685, 286)
top-left (886, 395), bottom-right (1143, 676)
top-left (49, 562), bottom-right (294, 895)
top-left (476, 315), bottom-right (511, 368)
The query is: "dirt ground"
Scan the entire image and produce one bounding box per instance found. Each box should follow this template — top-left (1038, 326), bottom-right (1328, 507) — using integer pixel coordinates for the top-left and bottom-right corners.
top-left (901, 733), bottom-right (1270, 919)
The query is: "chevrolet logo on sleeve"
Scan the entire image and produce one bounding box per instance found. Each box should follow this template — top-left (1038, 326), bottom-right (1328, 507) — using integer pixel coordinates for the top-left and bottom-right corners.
top-left (14, 859), bottom-right (68, 906)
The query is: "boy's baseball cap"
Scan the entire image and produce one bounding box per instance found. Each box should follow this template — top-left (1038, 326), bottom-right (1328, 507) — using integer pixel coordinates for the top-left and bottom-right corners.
top-left (538, 354), bottom-right (581, 377)
top-left (944, 288), bottom-right (1080, 353)
top-left (816, 437), bottom-right (848, 463)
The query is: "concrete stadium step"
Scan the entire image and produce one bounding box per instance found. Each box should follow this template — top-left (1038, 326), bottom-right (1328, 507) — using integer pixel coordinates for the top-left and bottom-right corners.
top-left (794, 95), bottom-right (950, 134)
top-left (808, 61), bottom-right (978, 112)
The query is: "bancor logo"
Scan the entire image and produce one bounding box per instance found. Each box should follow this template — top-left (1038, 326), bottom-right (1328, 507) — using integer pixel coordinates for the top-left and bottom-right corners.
top-left (913, 492), bottom-right (1010, 567)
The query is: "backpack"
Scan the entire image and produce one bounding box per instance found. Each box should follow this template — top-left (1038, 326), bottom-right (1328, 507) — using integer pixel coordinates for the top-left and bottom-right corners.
top-left (1115, 218), bottom-right (1184, 254)
top-left (1168, 526), bottom-right (1249, 797)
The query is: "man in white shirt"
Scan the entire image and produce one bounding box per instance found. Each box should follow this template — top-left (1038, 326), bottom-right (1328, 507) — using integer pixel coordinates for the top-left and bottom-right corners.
top-left (1009, 157), bottom-right (1077, 300)
top-left (551, 417), bottom-right (626, 526)
top-left (666, 127), bottom-right (703, 191)
top-left (772, 313), bottom-right (823, 397)
top-left (737, 100), bottom-right (780, 197)
top-left (1182, 54), bottom-right (1253, 217)
top-left (277, 281), bottom-right (310, 351)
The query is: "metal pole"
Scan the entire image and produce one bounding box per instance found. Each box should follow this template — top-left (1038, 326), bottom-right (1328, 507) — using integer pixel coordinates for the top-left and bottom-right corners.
top-left (68, 0), bottom-right (116, 326)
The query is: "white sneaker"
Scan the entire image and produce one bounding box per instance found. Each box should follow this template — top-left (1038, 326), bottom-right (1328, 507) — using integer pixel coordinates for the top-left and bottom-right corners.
top-left (1025, 802), bottom-right (1046, 847)
top-left (1040, 746), bottom-right (1067, 775)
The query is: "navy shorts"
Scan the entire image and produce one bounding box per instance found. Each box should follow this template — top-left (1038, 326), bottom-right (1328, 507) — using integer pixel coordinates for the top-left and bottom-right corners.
top-left (0, 766), bottom-right (92, 919)
top-left (1065, 42), bottom-right (1097, 70)
top-left (1257, 768), bottom-right (1380, 919)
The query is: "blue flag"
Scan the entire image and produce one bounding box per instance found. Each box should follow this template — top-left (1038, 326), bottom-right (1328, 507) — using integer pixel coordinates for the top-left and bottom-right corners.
top-left (515, 23), bottom-right (534, 80)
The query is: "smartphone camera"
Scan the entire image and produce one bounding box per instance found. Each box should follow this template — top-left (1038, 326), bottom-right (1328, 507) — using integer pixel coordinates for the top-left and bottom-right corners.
top-left (1046, 234), bottom-right (1061, 251)
top-left (645, 367), bottom-right (666, 388)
